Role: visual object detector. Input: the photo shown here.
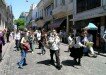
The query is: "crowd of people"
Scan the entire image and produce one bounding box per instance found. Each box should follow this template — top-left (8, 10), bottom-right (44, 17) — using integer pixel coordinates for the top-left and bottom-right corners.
top-left (0, 28), bottom-right (106, 70)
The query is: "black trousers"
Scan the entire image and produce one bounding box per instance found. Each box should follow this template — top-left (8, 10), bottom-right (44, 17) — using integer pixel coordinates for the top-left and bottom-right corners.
top-left (38, 40), bottom-right (42, 49)
top-left (0, 45), bottom-right (2, 60)
top-left (6, 36), bottom-right (10, 42)
top-left (50, 49), bottom-right (60, 66)
top-left (15, 40), bottom-right (20, 50)
top-left (0, 45), bottom-right (2, 53)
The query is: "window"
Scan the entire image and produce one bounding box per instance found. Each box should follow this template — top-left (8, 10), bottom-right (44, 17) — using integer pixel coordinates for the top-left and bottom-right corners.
top-left (45, 5), bottom-right (52, 17)
top-left (77, 0), bottom-right (101, 13)
top-left (36, 12), bottom-right (37, 18)
top-left (61, 0), bottom-right (65, 5)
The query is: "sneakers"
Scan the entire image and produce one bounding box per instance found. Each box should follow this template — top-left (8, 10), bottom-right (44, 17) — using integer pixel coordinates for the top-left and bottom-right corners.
top-left (23, 63), bottom-right (28, 66)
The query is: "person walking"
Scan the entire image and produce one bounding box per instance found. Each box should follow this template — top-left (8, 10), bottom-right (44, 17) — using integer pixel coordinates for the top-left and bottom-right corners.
top-left (37, 30), bottom-right (41, 49)
top-left (28, 31), bottom-right (34, 53)
top-left (17, 32), bottom-right (29, 69)
top-left (48, 30), bottom-right (62, 70)
top-left (6, 29), bottom-right (10, 43)
top-left (14, 30), bottom-right (21, 51)
top-left (40, 29), bottom-right (46, 55)
top-left (0, 30), bottom-right (5, 61)
top-left (70, 30), bottom-right (86, 66)
top-left (68, 33), bottom-right (74, 52)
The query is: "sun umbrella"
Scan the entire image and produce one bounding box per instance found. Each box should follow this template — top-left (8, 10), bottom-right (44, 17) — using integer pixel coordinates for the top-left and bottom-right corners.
top-left (84, 23), bottom-right (98, 30)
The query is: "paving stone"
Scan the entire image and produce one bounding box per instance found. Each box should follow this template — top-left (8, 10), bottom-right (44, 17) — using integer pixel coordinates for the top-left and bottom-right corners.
top-left (0, 42), bottom-right (106, 75)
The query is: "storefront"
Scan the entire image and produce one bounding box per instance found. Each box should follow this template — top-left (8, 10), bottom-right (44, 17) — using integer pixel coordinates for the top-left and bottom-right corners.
top-left (48, 18), bottom-right (66, 33)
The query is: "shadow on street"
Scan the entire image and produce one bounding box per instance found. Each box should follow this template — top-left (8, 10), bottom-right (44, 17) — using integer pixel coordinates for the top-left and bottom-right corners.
top-left (62, 60), bottom-right (75, 66)
top-left (37, 59), bottom-right (51, 66)
top-left (62, 60), bottom-right (79, 69)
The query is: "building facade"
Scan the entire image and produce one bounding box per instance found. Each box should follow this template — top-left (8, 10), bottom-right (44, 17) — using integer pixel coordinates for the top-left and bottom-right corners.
top-left (0, 0), bottom-right (7, 29)
top-left (35, 0), bottom-right (45, 28)
top-left (51, 0), bottom-right (74, 33)
top-left (71, 0), bottom-right (106, 47)
top-left (73, 0), bottom-right (106, 37)
top-left (7, 5), bottom-right (14, 30)
top-left (0, 0), bottom-right (14, 30)
top-left (26, 4), bottom-right (36, 28)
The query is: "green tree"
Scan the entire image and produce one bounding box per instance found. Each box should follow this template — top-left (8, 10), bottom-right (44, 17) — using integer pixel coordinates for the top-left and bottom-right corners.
top-left (14, 18), bottom-right (25, 30)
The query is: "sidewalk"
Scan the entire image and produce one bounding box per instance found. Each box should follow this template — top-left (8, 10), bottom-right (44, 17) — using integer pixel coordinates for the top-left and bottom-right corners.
top-left (2, 37), bottom-right (14, 58)
top-left (0, 37), bottom-right (14, 75)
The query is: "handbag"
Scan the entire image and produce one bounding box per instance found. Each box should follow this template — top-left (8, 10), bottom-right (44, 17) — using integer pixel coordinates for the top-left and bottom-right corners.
top-left (22, 42), bottom-right (30, 51)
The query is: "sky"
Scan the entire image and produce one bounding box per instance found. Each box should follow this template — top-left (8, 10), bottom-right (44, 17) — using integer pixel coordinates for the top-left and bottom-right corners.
top-left (6, 0), bottom-right (40, 19)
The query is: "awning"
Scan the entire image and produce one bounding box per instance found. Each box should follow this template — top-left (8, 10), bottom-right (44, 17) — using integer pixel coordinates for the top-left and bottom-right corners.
top-left (49, 18), bottom-right (65, 28)
top-left (43, 21), bottom-right (50, 28)
top-left (72, 24), bottom-right (85, 29)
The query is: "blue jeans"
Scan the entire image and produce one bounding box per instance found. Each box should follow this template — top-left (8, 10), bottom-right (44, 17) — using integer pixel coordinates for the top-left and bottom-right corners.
top-left (41, 46), bottom-right (46, 54)
top-left (18, 50), bottom-right (26, 67)
top-left (29, 43), bottom-right (34, 51)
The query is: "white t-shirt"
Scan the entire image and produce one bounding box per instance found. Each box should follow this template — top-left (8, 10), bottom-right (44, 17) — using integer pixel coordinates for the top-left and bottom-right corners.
top-left (48, 36), bottom-right (60, 50)
top-left (15, 32), bottom-right (21, 40)
top-left (37, 32), bottom-right (41, 41)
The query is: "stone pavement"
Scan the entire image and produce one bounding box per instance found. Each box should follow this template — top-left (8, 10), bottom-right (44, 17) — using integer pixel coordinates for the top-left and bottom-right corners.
top-left (0, 42), bottom-right (106, 75)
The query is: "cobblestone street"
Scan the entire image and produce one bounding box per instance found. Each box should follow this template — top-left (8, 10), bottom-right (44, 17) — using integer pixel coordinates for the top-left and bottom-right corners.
top-left (0, 41), bottom-right (106, 75)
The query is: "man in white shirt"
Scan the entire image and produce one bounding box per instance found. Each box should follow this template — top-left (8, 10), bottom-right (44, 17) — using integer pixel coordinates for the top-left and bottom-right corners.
top-left (37, 30), bottom-right (41, 49)
top-left (48, 30), bottom-right (62, 70)
top-left (15, 31), bottom-right (21, 51)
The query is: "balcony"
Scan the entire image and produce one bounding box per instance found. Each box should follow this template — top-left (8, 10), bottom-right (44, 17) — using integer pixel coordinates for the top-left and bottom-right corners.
top-left (52, 5), bottom-right (67, 18)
